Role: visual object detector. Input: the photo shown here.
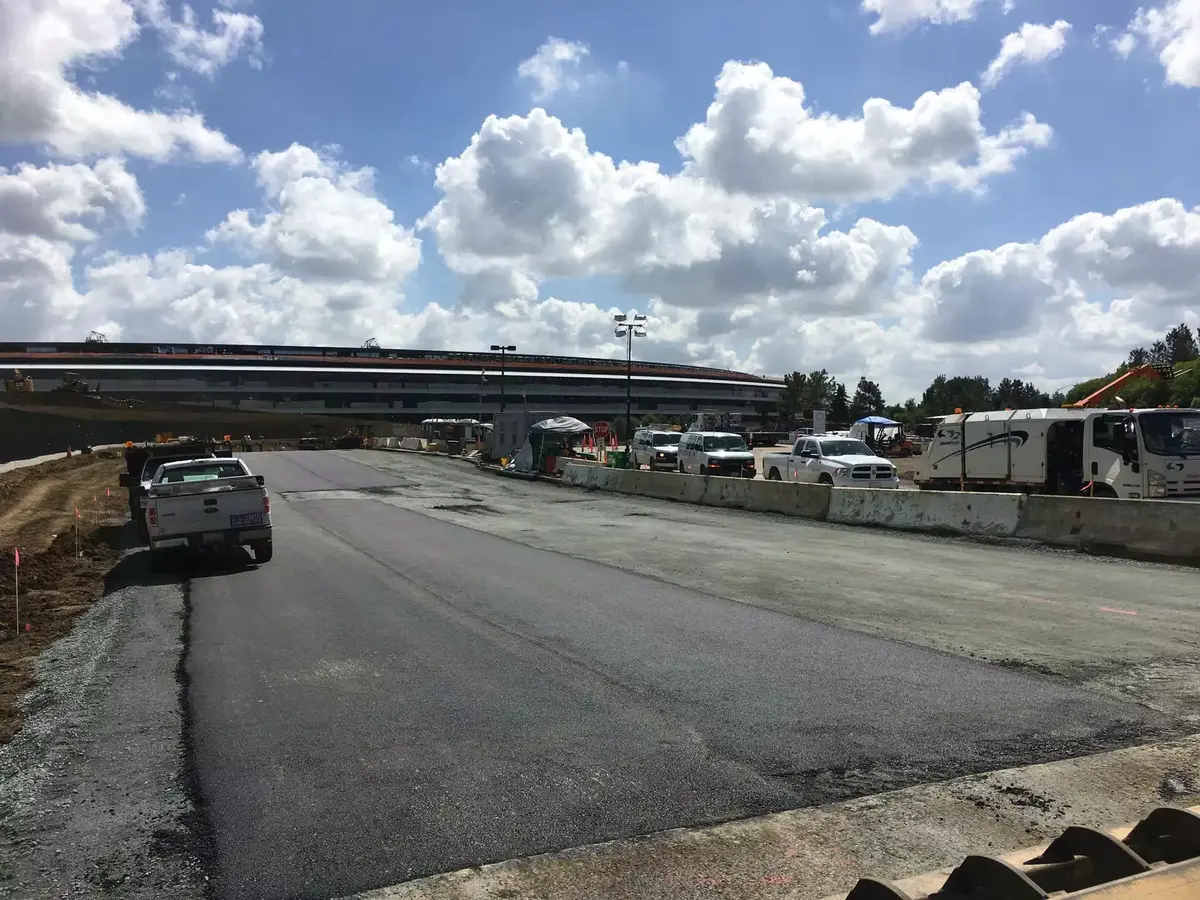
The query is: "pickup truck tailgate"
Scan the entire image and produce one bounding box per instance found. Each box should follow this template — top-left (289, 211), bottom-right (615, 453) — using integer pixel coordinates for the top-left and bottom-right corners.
top-left (149, 477), bottom-right (267, 538)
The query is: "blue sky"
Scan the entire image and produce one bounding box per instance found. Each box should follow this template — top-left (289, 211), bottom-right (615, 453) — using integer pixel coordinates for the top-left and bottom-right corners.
top-left (3, 0), bottom-right (1200, 399)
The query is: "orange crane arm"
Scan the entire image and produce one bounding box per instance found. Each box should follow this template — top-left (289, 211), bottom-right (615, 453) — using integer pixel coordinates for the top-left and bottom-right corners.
top-left (1069, 363), bottom-right (1176, 409)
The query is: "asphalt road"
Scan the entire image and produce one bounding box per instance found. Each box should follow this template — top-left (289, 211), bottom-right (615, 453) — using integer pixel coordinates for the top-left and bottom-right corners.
top-left (185, 451), bottom-right (1168, 900)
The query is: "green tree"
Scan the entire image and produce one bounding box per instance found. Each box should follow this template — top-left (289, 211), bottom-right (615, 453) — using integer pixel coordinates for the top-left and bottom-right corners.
top-left (828, 382), bottom-right (850, 422)
top-left (803, 369), bottom-right (834, 411)
top-left (993, 377), bottom-right (1052, 409)
top-left (1165, 323), bottom-right (1199, 363)
top-left (777, 371), bottom-right (807, 423)
top-left (848, 376), bottom-right (886, 419)
top-left (921, 374), bottom-right (992, 415)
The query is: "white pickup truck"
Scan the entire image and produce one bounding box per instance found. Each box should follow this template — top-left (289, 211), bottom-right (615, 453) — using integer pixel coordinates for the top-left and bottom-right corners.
top-left (762, 435), bottom-right (900, 488)
top-left (145, 458), bottom-right (273, 566)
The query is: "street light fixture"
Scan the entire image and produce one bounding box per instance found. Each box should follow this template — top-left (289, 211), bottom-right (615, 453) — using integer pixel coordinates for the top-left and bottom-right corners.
top-left (614, 313), bottom-right (647, 459)
top-left (489, 344), bottom-right (517, 412)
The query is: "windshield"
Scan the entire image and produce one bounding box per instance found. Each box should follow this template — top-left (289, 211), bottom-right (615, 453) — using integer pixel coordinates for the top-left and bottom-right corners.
top-left (652, 433), bottom-right (681, 446)
top-left (819, 440), bottom-right (873, 457)
top-left (1140, 412), bottom-right (1200, 457)
top-left (702, 435), bottom-right (748, 452)
top-left (160, 462), bottom-right (246, 483)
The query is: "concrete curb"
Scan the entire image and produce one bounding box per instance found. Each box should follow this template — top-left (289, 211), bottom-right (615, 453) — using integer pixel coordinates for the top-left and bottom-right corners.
top-left (560, 462), bottom-right (1200, 564)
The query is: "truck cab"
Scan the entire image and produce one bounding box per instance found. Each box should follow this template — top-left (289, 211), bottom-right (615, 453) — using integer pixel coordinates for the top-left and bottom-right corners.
top-left (1085, 409), bottom-right (1200, 499)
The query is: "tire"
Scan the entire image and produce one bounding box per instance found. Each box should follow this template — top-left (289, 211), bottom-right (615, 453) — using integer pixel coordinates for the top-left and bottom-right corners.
top-left (768, 468), bottom-right (782, 481)
top-left (252, 540), bottom-right (273, 564)
top-left (677, 461), bottom-right (685, 474)
top-left (1090, 483), bottom-right (1118, 499)
top-left (818, 474), bottom-right (834, 485)
top-left (900, 447), bottom-right (913, 458)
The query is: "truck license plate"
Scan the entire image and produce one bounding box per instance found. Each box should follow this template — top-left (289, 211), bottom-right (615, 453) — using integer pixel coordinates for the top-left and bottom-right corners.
top-left (230, 513), bottom-right (263, 527)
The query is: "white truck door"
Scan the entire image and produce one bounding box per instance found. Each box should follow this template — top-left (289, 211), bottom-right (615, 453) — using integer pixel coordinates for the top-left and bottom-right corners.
top-left (792, 440), bottom-right (814, 482)
top-left (1084, 413), bottom-right (1143, 498)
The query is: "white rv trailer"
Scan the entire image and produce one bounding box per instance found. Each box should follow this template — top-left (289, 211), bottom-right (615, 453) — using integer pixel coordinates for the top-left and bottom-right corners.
top-left (916, 406), bottom-right (1200, 499)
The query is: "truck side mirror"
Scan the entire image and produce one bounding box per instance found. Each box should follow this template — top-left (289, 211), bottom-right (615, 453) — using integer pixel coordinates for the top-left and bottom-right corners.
top-left (119, 472), bottom-right (131, 488)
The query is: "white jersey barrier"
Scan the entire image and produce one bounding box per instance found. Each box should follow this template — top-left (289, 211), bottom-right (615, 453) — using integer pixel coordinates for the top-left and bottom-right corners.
top-left (826, 487), bottom-right (1024, 537)
top-left (559, 463), bottom-right (1199, 562)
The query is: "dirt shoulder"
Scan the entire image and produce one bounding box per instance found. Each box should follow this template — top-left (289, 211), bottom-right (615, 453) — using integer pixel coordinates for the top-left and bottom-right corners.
top-left (0, 453), bottom-right (126, 744)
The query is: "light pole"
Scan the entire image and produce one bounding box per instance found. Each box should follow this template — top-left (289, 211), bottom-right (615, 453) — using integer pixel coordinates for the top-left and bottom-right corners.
top-left (489, 344), bottom-right (516, 412)
top-left (614, 313), bottom-right (647, 458)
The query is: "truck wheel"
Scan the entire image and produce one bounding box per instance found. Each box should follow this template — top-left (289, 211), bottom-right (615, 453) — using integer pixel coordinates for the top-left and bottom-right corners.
top-left (252, 540), bottom-right (273, 564)
top-left (900, 447), bottom-right (913, 458)
top-left (818, 474), bottom-right (834, 485)
top-left (768, 468), bottom-right (781, 481)
top-left (677, 461), bottom-right (684, 474)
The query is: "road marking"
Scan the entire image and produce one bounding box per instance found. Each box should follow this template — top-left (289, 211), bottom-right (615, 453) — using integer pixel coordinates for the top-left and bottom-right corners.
top-left (1099, 606), bottom-right (1138, 616)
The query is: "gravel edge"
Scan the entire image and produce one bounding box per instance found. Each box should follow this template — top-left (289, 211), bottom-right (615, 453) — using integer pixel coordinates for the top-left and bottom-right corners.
top-left (0, 559), bottom-right (208, 899)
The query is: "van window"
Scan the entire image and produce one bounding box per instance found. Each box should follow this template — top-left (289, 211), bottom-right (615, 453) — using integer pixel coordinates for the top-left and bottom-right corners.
top-left (652, 433), bottom-right (681, 446)
top-left (702, 435), bottom-right (748, 452)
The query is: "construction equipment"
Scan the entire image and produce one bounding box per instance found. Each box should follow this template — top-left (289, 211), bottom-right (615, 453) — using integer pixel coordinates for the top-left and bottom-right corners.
top-left (3, 369), bottom-right (34, 392)
top-left (1069, 363), bottom-right (1179, 409)
top-left (52, 371), bottom-right (89, 393)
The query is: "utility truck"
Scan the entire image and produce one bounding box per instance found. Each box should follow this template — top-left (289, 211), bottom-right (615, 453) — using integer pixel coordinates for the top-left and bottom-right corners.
top-left (915, 407), bottom-right (1200, 498)
top-left (917, 363), bottom-right (1200, 499)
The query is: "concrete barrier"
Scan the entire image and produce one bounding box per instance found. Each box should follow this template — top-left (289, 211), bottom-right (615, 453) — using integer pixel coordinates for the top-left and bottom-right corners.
top-left (560, 464), bottom-right (831, 519)
top-left (1016, 495), bottom-right (1200, 562)
top-left (746, 480), bottom-right (832, 519)
top-left (827, 488), bottom-right (1023, 537)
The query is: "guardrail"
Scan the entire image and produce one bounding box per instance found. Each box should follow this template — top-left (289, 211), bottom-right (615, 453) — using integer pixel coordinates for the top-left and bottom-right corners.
top-left (560, 464), bottom-right (1200, 565)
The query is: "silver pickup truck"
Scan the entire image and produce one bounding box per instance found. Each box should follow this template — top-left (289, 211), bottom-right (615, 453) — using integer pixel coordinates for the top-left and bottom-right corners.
top-left (145, 458), bottom-right (274, 566)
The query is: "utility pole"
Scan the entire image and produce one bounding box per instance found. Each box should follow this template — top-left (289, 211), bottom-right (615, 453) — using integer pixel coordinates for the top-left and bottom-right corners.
top-left (613, 313), bottom-right (647, 458)
top-left (489, 344), bottom-right (516, 412)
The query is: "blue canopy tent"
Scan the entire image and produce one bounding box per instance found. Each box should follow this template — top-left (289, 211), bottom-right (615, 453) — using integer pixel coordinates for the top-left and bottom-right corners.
top-left (850, 415), bottom-right (913, 456)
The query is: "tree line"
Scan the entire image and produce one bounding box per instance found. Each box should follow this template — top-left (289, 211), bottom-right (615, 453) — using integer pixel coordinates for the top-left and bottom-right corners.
top-left (775, 322), bottom-right (1200, 428)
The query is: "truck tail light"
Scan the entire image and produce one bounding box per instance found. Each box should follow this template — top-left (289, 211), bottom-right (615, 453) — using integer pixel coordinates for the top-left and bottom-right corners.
top-left (147, 505), bottom-right (158, 527)
top-left (262, 492), bottom-right (270, 515)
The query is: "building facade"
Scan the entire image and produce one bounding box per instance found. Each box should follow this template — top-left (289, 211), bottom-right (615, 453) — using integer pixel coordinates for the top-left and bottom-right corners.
top-left (1, 341), bottom-right (783, 424)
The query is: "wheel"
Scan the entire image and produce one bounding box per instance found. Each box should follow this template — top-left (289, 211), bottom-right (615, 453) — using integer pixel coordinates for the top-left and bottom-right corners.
top-left (818, 474), bottom-right (834, 485)
top-left (768, 468), bottom-right (782, 481)
top-left (900, 447), bottom-right (913, 458)
top-left (1089, 483), bottom-right (1118, 499)
top-left (677, 461), bottom-right (685, 474)
top-left (252, 540), bottom-right (273, 563)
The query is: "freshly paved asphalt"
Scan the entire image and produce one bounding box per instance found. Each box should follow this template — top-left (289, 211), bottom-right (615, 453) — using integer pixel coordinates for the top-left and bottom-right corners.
top-left (186, 451), bottom-right (1164, 900)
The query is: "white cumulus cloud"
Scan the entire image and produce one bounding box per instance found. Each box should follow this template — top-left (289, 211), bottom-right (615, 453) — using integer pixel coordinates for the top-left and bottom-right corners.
top-left (0, 0), bottom-right (241, 161)
top-left (982, 20), bottom-right (1072, 88)
top-left (138, 0), bottom-right (265, 78)
top-left (862, 0), bottom-right (996, 35)
top-left (677, 62), bottom-right (1051, 201)
top-left (1117, 0), bottom-right (1200, 88)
